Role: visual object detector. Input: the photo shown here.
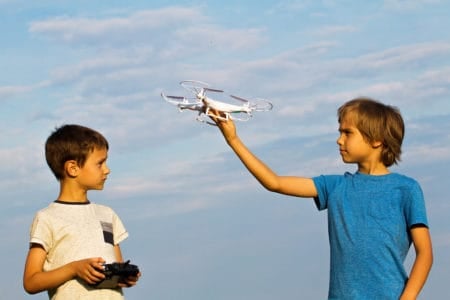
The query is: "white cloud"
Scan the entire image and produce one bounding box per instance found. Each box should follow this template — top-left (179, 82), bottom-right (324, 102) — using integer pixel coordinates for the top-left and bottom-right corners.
top-left (28, 6), bottom-right (266, 55)
top-left (133, 197), bottom-right (218, 219)
top-left (383, 0), bottom-right (442, 11)
top-left (312, 25), bottom-right (358, 36)
top-left (266, 0), bottom-right (313, 14)
top-left (0, 81), bottom-right (50, 99)
top-left (404, 144), bottom-right (450, 163)
top-left (0, 145), bottom-right (47, 191)
top-left (28, 7), bottom-right (205, 43)
top-left (353, 42), bottom-right (450, 70)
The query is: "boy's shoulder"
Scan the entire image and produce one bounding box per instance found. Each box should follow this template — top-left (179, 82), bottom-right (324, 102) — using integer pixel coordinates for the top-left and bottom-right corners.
top-left (317, 171), bottom-right (421, 189)
top-left (32, 201), bottom-right (123, 232)
top-left (386, 172), bottom-right (421, 186)
top-left (349, 171), bottom-right (419, 183)
top-left (34, 201), bottom-right (117, 217)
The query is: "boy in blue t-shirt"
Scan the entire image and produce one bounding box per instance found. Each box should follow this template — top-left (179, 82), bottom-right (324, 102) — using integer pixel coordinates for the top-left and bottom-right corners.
top-left (210, 98), bottom-right (432, 299)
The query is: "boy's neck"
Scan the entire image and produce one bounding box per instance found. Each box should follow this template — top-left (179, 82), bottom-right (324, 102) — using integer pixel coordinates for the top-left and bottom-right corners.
top-left (357, 162), bottom-right (390, 175)
top-left (57, 181), bottom-right (89, 203)
top-left (55, 199), bottom-right (90, 204)
top-left (56, 197), bottom-right (89, 203)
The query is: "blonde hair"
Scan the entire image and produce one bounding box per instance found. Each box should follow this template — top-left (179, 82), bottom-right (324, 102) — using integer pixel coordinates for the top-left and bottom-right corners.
top-left (338, 97), bottom-right (404, 167)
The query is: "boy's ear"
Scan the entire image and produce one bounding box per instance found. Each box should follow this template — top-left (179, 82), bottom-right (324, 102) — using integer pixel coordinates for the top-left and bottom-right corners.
top-left (371, 140), bottom-right (383, 148)
top-left (64, 160), bottom-right (79, 178)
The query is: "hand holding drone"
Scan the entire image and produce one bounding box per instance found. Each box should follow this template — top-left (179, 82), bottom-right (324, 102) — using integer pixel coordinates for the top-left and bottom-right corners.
top-left (161, 80), bottom-right (273, 124)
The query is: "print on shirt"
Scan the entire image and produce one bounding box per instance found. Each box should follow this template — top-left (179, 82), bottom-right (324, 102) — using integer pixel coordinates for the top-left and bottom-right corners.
top-left (101, 221), bottom-right (114, 245)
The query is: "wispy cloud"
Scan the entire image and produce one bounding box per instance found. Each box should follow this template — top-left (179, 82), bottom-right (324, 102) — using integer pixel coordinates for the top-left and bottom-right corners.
top-left (29, 7), bottom-right (206, 44)
top-left (312, 25), bottom-right (359, 36)
top-left (29, 6), bottom-right (266, 55)
top-left (383, 0), bottom-right (442, 11)
top-left (0, 81), bottom-right (49, 100)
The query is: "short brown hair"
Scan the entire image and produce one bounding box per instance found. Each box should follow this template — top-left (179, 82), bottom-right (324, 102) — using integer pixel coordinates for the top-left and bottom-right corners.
top-left (337, 97), bottom-right (404, 167)
top-left (45, 124), bottom-right (109, 180)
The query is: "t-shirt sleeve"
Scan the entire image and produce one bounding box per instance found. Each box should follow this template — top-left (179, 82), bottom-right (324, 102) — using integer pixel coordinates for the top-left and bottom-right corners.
top-left (112, 211), bottom-right (128, 245)
top-left (29, 212), bottom-right (52, 252)
top-left (312, 174), bottom-right (343, 211)
top-left (312, 175), bottom-right (328, 211)
top-left (405, 180), bottom-right (429, 229)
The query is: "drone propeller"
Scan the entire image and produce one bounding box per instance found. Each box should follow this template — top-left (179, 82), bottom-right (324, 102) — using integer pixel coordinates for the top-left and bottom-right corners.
top-left (180, 80), bottom-right (209, 95)
top-left (164, 95), bottom-right (185, 100)
top-left (204, 87), bottom-right (224, 93)
top-left (230, 95), bottom-right (249, 103)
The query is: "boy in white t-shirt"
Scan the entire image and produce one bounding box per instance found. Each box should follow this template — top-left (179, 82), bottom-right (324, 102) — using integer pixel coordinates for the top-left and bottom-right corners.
top-left (23, 124), bottom-right (140, 300)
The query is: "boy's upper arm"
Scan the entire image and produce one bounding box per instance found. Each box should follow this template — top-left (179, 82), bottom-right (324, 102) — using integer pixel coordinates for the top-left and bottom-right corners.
top-left (402, 226), bottom-right (433, 297)
top-left (24, 244), bottom-right (47, 279)
top-left (276, 176), bottom-right (318, 198)
top-left (114, 244), bottom-right (123, 263)
top-left (410, 226), bottom-right (432, 254)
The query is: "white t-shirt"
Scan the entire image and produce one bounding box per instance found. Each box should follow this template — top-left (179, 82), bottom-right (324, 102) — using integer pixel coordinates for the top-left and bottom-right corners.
top-left (29, 201), bottom-right (129, 300)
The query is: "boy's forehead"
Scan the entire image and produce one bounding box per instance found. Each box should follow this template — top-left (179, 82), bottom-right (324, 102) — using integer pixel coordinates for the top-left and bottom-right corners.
top-left (339, 113), bottom-right (357, 128)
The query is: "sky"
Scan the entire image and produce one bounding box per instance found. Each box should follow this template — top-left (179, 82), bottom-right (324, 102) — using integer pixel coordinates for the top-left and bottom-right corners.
top-left (1, 0), bottom-right (449, 299)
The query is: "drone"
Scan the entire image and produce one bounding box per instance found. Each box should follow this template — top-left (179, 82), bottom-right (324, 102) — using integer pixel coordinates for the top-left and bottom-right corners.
top-left (161, 80), bottom-right (273, 124)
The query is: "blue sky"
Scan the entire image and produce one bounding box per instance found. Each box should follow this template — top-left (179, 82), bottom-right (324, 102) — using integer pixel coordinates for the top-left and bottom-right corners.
top-left (1, 0), bottom-right (449, 299)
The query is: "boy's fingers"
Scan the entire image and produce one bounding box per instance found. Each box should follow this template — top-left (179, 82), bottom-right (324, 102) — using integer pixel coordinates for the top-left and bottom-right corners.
top-left (208, 109), bottom-right (221, 123)
top-left (209, 109), bottom-right (227, 123)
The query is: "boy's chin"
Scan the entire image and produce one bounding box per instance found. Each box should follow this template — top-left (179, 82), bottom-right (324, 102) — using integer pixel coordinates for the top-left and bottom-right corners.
top-left (340, 156), bottom-right (355, 164)
top-left (91, 184), bottom-right (105, 190)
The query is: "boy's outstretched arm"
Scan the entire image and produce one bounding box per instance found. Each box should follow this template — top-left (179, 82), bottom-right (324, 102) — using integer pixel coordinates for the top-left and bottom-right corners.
top-left (400, 227), bottom-right (433, 300)
top-left (211, 111), bottom-right (317, 198)
top-left (23, 244), bottom-right (106, 294)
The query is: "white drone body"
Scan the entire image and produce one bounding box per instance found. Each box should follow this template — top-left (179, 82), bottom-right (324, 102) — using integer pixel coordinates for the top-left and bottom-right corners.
top-left (161, 80), bottom-right (273, 124)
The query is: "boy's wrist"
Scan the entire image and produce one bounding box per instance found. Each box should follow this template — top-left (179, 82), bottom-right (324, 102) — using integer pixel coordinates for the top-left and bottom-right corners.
top-left (67, 261), bottom-right (78, 279)
top-left (226, 135), bottom-right (239, 146)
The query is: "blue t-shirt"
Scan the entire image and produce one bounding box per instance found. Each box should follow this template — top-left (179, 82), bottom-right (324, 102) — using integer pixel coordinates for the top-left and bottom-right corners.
top-left (313, 172), bottom-right (428, 300)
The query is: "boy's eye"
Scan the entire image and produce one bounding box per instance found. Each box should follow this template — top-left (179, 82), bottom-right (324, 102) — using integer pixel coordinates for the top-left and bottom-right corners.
top-left (343, 129), bottom-right (352, 134)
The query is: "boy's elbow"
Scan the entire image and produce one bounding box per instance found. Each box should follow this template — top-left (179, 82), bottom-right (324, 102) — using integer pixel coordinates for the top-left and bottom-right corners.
top-left (261, 178), bottom-right (282, 193)
top-left (23, 283), bottom-right (38, 294)
top-left (265, 184), bottom-right (279, 193)
top-left (23, 278), bottom-right (43, 294)
top-left (24, 288), bottom-right (38, 295)
top-left (427, 248), bottom-right (434, 268)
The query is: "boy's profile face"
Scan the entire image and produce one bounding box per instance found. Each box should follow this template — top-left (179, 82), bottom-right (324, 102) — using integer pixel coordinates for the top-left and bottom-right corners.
top-left (75, 147), bottom-right (110, 191)
top-left (337, 114), bottom-right (380, 165)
